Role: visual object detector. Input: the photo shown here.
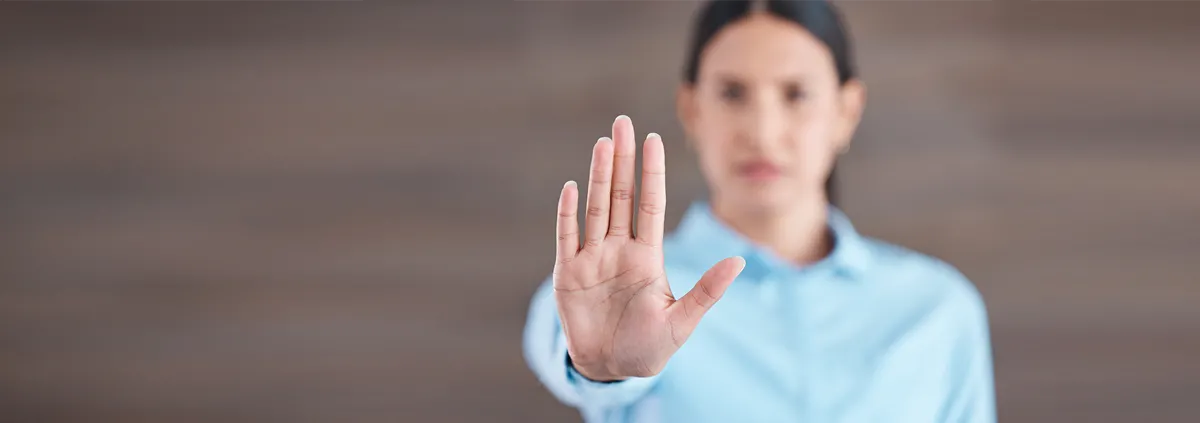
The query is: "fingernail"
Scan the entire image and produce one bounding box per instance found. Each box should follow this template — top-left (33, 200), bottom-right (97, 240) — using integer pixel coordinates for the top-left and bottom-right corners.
top-left (733, 256), bottom-right (747, 273)
top-left (647, 132), bottom-right (660, 141)
top-left (615, 115), bottom-right (629, 123)
top-left (565, 180), bottom-right (577, 189)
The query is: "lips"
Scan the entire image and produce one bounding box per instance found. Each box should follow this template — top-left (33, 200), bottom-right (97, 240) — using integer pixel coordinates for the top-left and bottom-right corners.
top-left (736, 159), bottom-right (783, 182)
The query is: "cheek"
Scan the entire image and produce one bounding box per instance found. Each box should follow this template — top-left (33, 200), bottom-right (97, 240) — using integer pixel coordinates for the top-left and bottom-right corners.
top-left (792, 104), bottom-right (837, 142)
top-left (694, 135), bottom-right (734, 175)
top-left (691, 118), bottom-right (735, 159)
top-left (788, 115), bottom-right (839, 177)
top-left (798, 123), bottom-right (834, 157)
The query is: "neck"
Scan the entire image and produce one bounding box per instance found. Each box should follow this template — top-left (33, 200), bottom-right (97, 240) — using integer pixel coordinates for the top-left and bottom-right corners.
top-left (710, 196), bottom-right (834, 266)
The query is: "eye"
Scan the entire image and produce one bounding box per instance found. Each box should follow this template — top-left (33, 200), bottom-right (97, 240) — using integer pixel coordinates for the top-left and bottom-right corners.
top-left (720, 82), bottom-right (746, 103)
top-left (784, 83), bottom-right (807, 103)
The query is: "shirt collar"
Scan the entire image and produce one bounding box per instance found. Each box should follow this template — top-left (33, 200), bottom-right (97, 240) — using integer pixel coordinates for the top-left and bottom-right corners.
top-left (670, 201), bottom-right (872, 279)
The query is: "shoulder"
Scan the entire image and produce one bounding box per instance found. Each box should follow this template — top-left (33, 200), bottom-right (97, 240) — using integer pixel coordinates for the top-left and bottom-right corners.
top-left (857, 236), bottom-right (987, 320)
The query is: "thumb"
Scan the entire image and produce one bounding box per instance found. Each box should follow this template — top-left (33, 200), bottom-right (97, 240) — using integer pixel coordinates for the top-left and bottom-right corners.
top-left (667, 256), bottom-right (746, 339)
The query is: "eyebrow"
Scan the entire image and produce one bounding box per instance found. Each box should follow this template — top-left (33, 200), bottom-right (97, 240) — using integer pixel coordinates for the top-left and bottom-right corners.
top-left (712, 72), bottom-right (811, 84)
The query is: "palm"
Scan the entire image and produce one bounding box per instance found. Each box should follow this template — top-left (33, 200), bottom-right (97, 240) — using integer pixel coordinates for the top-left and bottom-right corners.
top-left (552, 116), bottom-right (744, 381)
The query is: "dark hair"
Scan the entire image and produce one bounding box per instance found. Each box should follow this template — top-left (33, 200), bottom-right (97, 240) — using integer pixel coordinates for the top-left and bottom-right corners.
top-left (683, 0), bottom-right (856, 206)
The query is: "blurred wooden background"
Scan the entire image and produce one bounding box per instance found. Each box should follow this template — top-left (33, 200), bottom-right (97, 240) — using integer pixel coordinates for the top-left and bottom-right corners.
top-left (2, 2), bottom-right (1198, 422)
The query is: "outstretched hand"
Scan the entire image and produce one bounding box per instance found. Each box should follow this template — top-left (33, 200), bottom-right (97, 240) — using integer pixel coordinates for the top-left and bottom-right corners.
top-left (552, 115), bottom-right (745, 381)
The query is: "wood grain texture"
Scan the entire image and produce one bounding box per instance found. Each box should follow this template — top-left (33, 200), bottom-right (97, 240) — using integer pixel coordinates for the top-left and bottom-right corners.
top-left (1, 2), bottom-right (1198, 422)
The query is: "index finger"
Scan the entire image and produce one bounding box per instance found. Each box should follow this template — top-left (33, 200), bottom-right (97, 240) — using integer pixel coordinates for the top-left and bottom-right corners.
top-left (555, 180), bottom-right (580, 266)
top-left (635, 133), bottom-right (666, 245)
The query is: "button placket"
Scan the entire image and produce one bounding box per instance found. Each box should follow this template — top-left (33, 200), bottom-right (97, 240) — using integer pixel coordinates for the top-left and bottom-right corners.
top-left (790, 269), bottom-right (822, 421)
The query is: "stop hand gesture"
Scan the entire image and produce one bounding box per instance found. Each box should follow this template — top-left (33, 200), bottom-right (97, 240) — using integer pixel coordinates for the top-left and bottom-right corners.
top-left (552, 116), bottom-right (746, 381)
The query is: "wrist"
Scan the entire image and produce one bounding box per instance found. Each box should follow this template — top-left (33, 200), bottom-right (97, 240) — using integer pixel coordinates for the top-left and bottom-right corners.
top-left (567, 354), bottom-right (626, 383)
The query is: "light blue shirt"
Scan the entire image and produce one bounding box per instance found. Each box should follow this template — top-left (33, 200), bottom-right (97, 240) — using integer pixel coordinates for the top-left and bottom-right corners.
top-left (524, 202), bottom-right (996, 423)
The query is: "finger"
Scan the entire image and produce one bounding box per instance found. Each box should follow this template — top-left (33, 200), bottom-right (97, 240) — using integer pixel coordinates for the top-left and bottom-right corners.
top-left (667, 256), bottom-right (746, 340)
top-left (636, 133), bottom-right (666, 245)
top-left (555, 180), bottom-right (580, 265)
top-left (583, 137), bottom-right (614, 248)
top-left (608, 115), bottom-right (636, 238)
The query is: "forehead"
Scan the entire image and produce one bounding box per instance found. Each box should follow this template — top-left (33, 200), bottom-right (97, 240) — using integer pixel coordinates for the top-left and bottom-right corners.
top-left (698, 13), bottom-right (833, 80)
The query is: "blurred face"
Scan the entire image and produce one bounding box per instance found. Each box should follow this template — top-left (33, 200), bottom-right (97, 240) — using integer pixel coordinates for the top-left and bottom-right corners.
top-left (678, 13), bottom-right (864, 215)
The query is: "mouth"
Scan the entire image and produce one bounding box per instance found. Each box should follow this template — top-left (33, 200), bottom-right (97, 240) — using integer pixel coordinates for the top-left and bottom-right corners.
top-left (736, 159), bottom-right (783, 182)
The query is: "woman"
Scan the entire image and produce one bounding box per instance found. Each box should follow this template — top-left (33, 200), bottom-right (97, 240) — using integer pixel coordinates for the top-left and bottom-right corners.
top-left (523, 1), bottom-right (995, 422)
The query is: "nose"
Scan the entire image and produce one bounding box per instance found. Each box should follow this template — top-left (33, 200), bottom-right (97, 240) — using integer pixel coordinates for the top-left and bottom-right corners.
top-left (741, 98), bottom-right (786, 151)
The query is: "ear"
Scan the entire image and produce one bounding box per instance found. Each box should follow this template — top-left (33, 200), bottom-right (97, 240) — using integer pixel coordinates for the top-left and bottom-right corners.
top-left (676, 84), bottom-right (698, 145)
top-left (834, 79), bottom-right (866, 154)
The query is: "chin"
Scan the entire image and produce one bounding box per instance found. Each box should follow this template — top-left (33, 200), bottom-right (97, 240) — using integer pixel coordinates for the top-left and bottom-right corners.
top-left (727, 185), bottom-right (795, 215)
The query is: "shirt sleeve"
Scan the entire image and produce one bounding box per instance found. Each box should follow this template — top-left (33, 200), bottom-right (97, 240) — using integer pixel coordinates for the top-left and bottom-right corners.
top-left (522, 276), bottom-right (661, 409)
top-left (939, 284), bottom-right (997, 423)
